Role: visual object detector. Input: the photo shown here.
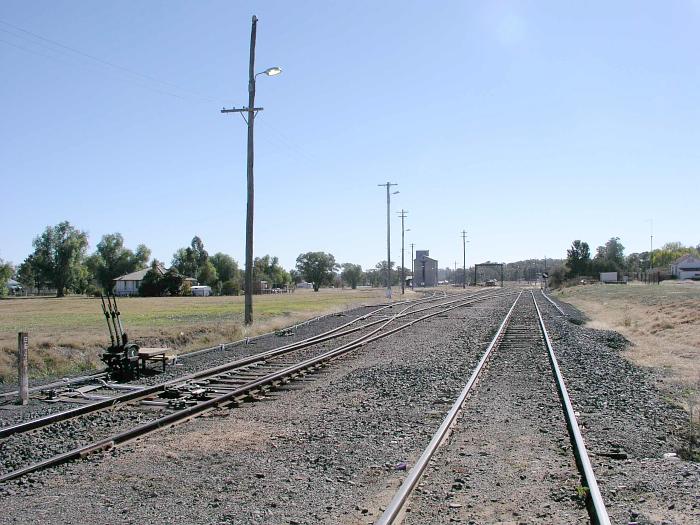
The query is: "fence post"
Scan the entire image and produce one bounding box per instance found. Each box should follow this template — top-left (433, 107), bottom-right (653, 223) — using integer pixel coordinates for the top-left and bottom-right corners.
top-left (17, 332), bottom-right (29, 405)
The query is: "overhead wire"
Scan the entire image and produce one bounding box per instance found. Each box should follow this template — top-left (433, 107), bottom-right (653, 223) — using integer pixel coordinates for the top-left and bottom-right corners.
top-left (1, 18), bottom-right (320, 167)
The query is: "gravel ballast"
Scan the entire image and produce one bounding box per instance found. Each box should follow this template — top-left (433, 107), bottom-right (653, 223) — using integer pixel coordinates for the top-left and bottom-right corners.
top-left (0, 289), bottom-right (697, 525)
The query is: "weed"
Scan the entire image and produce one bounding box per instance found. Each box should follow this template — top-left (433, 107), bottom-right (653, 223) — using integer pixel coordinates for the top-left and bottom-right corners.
top-left (575, 485), bottom-right (590, 501)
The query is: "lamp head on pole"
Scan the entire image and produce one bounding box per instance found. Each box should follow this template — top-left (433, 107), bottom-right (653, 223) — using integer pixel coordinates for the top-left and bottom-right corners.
top-left (260, 66), bottom-right (282, 77)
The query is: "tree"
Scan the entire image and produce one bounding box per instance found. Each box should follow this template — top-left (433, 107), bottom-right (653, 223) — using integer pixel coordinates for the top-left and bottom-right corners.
top-left (593, 237), bottom-right (625, 273)
top-left (375, 260), bottom-right (399, 286)
top-left (341, 263), bottom-right (363, 289)
top-left (566, 240), bottom-right (591, 277)
top-left (28, 221), bottom-right (89, 297)
top-left (162, 268), bottom-right (185, 296)
top-left (16, 255), bottom-right (44, 292)
top-left (295, 252), bottom-right (339, 291)
top-left (86, 233), bottom-right (151, 291)
top-left (221, 279), bottom-right (239, 296)
top-left (139, 262), bottom-right (166, 296)
top-left (197, 260), bottom-right (219, 287)
top-left (210, 253), bottom-right (239, 283)
top-left (652, 242), bottom-right (699, 268)
top-left (172, 236), bottom-right (209, 279)
top-left (253, 255), bottom-right (290, 288)
top-left (0, 258), bottom-right (13, 296)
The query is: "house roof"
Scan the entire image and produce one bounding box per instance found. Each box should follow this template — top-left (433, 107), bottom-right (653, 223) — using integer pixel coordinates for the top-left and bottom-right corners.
top-left (673, 254), bottom-right (700, 267)
top-left (114, 265), bottom-right (165, 282)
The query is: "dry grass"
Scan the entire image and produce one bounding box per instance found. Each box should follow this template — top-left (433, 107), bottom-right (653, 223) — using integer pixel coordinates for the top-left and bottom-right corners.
top-left (0, 288), bottom-right (396, 384)
top-left (555, 281), bottom-right (700, 417)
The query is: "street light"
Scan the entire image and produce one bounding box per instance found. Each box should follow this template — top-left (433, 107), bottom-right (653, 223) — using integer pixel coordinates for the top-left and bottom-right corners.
top-left (221, 15), bottom-right (281, 325)
top-left (258, 67), bottom-right (282, 77)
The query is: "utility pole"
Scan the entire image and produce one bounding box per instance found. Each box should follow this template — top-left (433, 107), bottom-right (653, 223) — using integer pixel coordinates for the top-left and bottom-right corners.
top-left (461, 230), bottom-right (468, 289)
top-left (410, 243), bottom-right (415, 290)
top-left (221, 16), bottom-right (281, 325)
top-left (649, 219), bottom-right (654, 273)
top-left (378, 183), bottom-right (398, 299)
top-left (398, 210), bottom-right (408, 294)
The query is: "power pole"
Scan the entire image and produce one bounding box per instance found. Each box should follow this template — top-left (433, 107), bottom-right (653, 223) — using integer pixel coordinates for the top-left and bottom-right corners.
top-left (221, 16), bottom-right (280, 325)
top-left (410, 243), bottom-right (415, 290)
top-left (378, 182), bottom-right (398, 300)
top-left (398, 210), bottom-right (408, 294)
top-left (461, 230), bottom-right (468, 289)
top-left (221, 16), bottom-right (260, 325)
top-left (649, 219), bottom-right (654, 272)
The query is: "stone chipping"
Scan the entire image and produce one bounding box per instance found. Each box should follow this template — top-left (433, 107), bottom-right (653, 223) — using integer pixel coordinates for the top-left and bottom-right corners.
top-left (0, 290), bottom-right (697, 525)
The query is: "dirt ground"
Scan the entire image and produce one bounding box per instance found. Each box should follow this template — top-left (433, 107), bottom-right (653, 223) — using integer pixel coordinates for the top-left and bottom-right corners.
top-left (554, 281), bottom-right (700, 413)
top-left (0, 288), bottom-right (392, 384)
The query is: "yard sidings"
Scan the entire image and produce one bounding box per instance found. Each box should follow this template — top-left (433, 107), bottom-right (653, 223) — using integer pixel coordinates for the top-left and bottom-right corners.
top-left (0, 286), bottom-right (697, 524)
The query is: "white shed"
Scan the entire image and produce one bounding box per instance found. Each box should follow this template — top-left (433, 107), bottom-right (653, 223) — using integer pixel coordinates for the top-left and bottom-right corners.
top-left (599, 272), bottom-right (618, 283)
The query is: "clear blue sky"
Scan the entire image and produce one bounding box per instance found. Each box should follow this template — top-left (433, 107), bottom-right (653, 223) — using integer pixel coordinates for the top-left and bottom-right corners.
top-left (1, 1), bottom-right (698, 272)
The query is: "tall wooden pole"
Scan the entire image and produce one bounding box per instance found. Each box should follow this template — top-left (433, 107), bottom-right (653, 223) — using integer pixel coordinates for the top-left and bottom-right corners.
top-left (17, 332), bottom-right (28, 405)
top-left (410, 243), bottom-right (415, 290)
top-left (244, 15), bottom-right (258, 325)
top-left (378, 182), bottom-right (397, 299)
top-left (461, 230), bottom-right (468, 288)
top-left (398, 210), bottom-right (408, 294)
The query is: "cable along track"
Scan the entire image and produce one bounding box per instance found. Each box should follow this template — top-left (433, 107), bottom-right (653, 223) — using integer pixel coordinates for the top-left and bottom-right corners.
top-left (375, 290), bottom-right (610, 525)
top-left (0, 288), bottom-right (510, 483)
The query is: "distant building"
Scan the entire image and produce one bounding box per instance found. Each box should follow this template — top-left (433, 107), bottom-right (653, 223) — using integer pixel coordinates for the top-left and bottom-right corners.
top-left (671, 254), bottom-right (700, 280)
top-left (113, 265), bottom-right (197, 296)
top-left (414, 250), bottom-right (438, 287)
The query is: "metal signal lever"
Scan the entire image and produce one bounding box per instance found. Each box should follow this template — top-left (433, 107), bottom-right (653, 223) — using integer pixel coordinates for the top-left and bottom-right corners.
top-left (100, 294), bottom-right (116, 347)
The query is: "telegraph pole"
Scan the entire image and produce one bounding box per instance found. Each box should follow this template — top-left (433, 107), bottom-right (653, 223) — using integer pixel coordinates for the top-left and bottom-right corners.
top-left (410, 243), bottom-right (415, 290)
top-left (461, 230), bottom-right (468, 289)
top-left (221, 16), bottom-right (280, 325)
top-left (378, 182), bottom-right (398, 300)
top-left (649, 219), bottom-right (654, 272)
top-left (221, 16), bottom-right (259, 325)
top-left (398, 210), bottom-right (408, 294)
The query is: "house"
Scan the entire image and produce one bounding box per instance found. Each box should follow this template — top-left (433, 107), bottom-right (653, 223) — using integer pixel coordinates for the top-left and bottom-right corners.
top-left (113, 265), bottom-right (197, 296)
top-left (114, 266), bottom-right (164, 296)
top-left (4, 278), bottom-right (23, 295)
top-left (670, 254), bottom-right (700, 280)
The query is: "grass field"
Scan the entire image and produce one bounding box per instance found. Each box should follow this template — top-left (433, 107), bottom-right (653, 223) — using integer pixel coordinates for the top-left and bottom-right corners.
top-left (555, 281), bottom-right (700, 414)
top-left (0, 288), bottom-right (393, 384)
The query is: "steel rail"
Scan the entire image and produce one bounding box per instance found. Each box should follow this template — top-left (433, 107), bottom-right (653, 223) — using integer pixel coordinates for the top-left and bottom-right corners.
top-left (0, 289), bottom-right (498, 439)
top-left (375, 291), bottom-right (523, 525)
top-left (540, 289), bottom-right (567, 316)
top-left (0, 291), bottom-right (446, 400)
top-left (0, 289), bottom-right (510, 483)
top-left (0, 293), bottom-right (437, 400)
top-left (532, 291), bottom-right (611, 525)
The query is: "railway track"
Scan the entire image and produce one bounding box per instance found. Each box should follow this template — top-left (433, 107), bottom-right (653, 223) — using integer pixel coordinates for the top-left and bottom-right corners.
top-left (375, 290), bottom-right (610, 525)
top-left (0, 288), bottom-right (512, 483)
top-left (0, 292), bottom-right (439, 402)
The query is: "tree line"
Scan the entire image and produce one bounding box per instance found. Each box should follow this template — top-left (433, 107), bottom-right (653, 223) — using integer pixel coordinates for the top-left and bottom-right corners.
top-left (1, 221), bottom-right (411, 297)
top-left (549, 237), bottom-right (700, 287)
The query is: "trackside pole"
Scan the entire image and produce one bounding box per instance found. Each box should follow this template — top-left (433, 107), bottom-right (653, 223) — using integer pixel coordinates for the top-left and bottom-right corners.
top-left (17, 332), bottom-right (28, 405)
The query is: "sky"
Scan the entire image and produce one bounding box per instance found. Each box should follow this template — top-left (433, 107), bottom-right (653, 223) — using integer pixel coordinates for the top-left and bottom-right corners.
top-left (1, 1), bottom-right (698, 272)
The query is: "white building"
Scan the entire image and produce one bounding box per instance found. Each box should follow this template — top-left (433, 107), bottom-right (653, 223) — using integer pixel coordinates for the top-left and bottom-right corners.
top-left (114, 266), bottom-right (163, 296)
top-left (113, 265), bottom-right (198, 296)
top-left (670, 255), bottom-right (700, 280)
